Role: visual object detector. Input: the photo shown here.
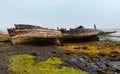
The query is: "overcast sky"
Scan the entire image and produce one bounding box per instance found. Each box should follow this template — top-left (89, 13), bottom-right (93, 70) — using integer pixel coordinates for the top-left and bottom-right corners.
top-left (0, 0), bottom-right (120, 31)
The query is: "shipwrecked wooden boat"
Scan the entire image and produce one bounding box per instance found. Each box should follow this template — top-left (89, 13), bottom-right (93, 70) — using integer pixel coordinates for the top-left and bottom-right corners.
top-left (7, 24), bottom-right (62, 45)
top-left (7, 24), bottom-right (99, 45)
top-left (59, 25), bottom-right (99, 42)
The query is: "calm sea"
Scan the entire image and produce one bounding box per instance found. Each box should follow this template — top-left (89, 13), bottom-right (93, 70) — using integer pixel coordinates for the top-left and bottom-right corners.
top-left (99, 29), bottom-right (120, 42)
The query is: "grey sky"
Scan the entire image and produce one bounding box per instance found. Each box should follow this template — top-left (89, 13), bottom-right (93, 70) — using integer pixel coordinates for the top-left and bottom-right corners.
top-left (0, 0), bottom-right (120, 31)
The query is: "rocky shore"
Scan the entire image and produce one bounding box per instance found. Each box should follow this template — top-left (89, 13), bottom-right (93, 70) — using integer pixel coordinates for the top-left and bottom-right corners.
top-left (58, 40), bottom-right (120, 74)
top-left (0, 34), bottom-right (120, 74)
top-left (63, 54), bottom-right (120, 74)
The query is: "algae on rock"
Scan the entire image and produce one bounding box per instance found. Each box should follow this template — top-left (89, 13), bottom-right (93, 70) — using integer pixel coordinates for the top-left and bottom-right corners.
top-left (8, 54), bottom-right (89, 74)
top-left (57, 40), bottom-right (120, 57)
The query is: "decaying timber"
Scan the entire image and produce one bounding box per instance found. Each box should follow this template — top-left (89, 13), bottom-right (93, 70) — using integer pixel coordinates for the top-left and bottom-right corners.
top-left (7, 24), bottom-right (99, 45)
top-left (60, 26), bottom-right (98, 37)
top-left (59, 25), bottom-right (99, 42)
top-left (7, 24), bottom-right (62, 45)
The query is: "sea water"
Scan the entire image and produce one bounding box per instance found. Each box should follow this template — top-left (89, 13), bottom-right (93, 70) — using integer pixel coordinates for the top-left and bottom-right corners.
top-left (99, 29), bottom-right (120, 42)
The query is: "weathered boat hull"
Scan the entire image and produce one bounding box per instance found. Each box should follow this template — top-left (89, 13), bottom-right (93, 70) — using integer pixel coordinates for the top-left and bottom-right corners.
top-left (11, 32), bottom-right (99, 44)
top-left (8, 24), bottom-right (62, 45)
top-left (11, 36), bottom-right (60, 45)
top-left (8, 24), bottom-right (99, 45)
top-left (10, 29), bottom-right (61, 45)
top-left (60, 32), bottom-right (99, 43)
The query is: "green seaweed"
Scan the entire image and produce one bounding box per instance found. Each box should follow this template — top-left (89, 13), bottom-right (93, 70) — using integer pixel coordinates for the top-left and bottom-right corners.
top-left (0, 42), bottom-right (4, 45)
top-left (8, 54), bottom-right (89, 74)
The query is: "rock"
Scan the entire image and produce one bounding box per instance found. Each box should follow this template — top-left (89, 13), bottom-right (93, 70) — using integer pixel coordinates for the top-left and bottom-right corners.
top-left (62, 54), bottom-right (120, 74)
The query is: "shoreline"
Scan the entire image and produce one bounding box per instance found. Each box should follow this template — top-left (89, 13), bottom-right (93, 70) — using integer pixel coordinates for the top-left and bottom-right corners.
top-left (0, 33), bottom-right (120, 74)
